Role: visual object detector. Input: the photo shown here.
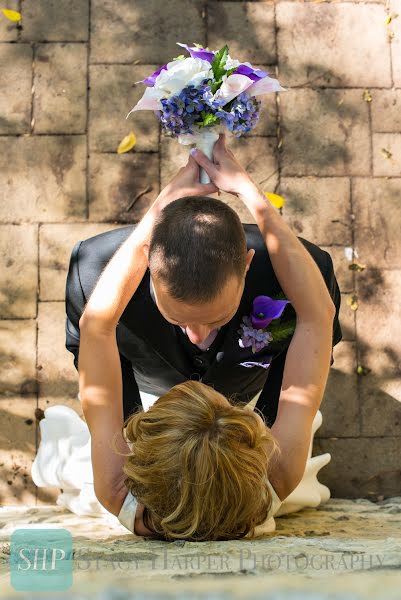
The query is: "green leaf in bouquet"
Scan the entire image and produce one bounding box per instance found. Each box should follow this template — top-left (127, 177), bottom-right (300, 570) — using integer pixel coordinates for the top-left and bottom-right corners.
top-left (211, 44), bottom-right (229, 83)
top-left (268, 319), bottom-right (297, 342)
top-left (194, 112), bottom-right (220, 128)
top-left (202, 113), bottom-right (219, 126)
top-left (172, 54), bottom-right (185, 61)
top-left (272, 291), bottom-right (289, 301)
top-left (211, 80), bottom-right (223, 95)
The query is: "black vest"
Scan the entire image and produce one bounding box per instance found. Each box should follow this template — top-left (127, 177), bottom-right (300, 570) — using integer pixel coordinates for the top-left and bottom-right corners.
top-left (65, 224), bottom-right (340, 405)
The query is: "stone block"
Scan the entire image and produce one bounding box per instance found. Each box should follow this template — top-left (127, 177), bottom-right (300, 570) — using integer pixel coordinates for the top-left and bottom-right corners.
top-left (279, 177), bottom-right (351, 245)
top-left (36, 486), bottom-right (60, 505)
top-left (0, 0), bottom-right (19, 41)
top-left (276, 2), bottom-right (392, 87)
top-left (353, 178), bottom-right (401, 269)
top-left (40, 223), bottom-right (123, 301)
top-left (0, 44), bottom-right (32, 133)
top-left (371, 89), bottom-right (401, 133)
top-left (208, 2), bottom-right (276, 64)
top-left (247, 65), bottom-right (277, 137)
top-left (0, 397), bottom-right (37, 505)
top-left (390, 0), bottom-right (401, 86)
top-left (320, 246), bottom-right (354, 294)
top-left (372, 133), bottom-right (401, 176)
top-left (89, 153), bottom-right (159, 223)
top-left (0, 135), bottom-right (86, 223)
top-left (20, 0), bottom-right (89, 42)
top-left (339, 294), bottom-right (356, 342)
top-left (91, 0), bottom-right (204, 63)
top-left (89, 64), bottom-right (159, 152)
top-left (161, 135), bottom-right (278, 223)
top-left (0, 320), bottom-right (37, 396)
top-left (37, 302), bottom-right (80, 411)
top-left (34, 43), bottom-right (87, 133)
top-left (314, 437), bottom-right (401, 498)
top-left (280, 89), bottom-right (371, 176)
top-left (318, 342), bottom-right (359, 438)
top-left (0, 225), bottom-right (38, 318)
top-left (355, 270), bottom-right (401, 435)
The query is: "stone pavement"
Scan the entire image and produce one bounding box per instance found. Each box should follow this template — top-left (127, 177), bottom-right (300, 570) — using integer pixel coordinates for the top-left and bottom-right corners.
top-left (0, 0), bottom-right (400, 509)
top-left (0, 498), bottom-right (401, 597)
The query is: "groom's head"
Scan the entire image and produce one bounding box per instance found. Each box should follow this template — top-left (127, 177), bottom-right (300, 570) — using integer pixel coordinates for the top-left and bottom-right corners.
top-left (144, 196), bottom-right (255, 345)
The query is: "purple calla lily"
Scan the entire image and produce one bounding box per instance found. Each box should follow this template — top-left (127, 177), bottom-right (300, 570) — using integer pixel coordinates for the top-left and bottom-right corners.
top-left (175, 42), bottom-right (216, 63)
top-left (135, 65), bottom-right (168, 87)
top-left (250, 296), bottom-right (291, 329)
top-left (234, 64), bottom-right (270, 81)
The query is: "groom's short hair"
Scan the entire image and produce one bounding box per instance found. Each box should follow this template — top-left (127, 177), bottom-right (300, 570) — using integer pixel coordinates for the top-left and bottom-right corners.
top-left (148, 196), bottom-right (248, 304)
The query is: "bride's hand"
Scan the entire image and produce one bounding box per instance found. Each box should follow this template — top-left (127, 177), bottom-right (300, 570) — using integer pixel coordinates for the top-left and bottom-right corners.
top-left (154, 153), bottom-right (220, 212)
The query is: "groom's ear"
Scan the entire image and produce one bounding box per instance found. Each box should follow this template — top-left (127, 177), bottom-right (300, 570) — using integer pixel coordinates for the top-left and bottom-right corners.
top-left (245, 248), bottom-right (256, 273)
top-left (143, 243), bottom-right (150, 262)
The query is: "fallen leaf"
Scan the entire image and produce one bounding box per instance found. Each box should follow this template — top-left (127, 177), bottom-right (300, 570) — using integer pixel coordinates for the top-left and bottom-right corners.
top-left (346, 294), bottom-right (359, 311)
top-left (356, 365), bottom-right (372, 376)
top-left (117, 131), bottom-right (136, 154)
top-left (348, 262), bottom-right (366, 272)
top-left (363, 89), bottom-right (372, 103)
top-left (264, 192), bottom-right (285, 209)
top-left (381, 147), bottom-right (392, 159)
top-left (1, 8), bottom-right (21, 21)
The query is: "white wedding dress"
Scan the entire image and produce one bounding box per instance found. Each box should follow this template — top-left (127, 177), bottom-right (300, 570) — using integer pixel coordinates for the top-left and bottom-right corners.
top-left (31, 389), bottom-right (332, 534)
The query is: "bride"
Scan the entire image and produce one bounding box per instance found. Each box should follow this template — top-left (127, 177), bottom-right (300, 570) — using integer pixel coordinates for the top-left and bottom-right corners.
top-left (33, 134), bottom-right (336, 541)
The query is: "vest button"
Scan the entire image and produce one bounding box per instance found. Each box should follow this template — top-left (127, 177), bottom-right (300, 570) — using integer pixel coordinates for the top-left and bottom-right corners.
top-left (193, 356), bottom-right (204, 368)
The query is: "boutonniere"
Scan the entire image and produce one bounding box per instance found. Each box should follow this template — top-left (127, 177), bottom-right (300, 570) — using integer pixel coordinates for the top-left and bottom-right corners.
top-left (237, 293), bottom-right (296, 355)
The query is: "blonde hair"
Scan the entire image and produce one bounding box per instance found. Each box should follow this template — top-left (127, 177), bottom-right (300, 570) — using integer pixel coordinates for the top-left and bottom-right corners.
top-left (119, 380), bottom-right (281, 541)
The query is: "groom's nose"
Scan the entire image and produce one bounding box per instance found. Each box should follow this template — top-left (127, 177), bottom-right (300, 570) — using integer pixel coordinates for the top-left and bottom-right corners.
top-left (185, 325), bottom-right (212, 345)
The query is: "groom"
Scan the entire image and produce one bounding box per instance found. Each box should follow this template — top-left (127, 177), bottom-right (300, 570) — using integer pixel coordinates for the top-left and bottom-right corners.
top-left (65, 136), bottom-right (342, 427)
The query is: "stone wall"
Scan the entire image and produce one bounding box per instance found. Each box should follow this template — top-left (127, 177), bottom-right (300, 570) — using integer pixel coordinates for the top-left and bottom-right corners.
top-left (0, 0), bottom-right (400, 505)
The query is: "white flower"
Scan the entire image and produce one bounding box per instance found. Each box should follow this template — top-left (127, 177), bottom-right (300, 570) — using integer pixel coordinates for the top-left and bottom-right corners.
top-left (154, 57), bottom-right (213, 97)
top-left (213, 73), bottom-right (254, 105)
top-left (224, 55), bottom-right (241, 70)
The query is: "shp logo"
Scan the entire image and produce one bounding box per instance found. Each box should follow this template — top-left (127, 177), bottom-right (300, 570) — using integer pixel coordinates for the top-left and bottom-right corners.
top-left (10, 528), bottom-right (72, 591)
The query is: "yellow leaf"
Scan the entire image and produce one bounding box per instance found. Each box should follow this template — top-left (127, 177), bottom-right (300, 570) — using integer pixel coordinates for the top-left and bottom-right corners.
top-left (381, 147), bottom-right (392, 159)
top-left (346, 294), bottom-right (359, 311)
top-left (264, 192), bottom-right (286, 209)
top-left (385, 15), bottom-right (392, 24)
top-left (363, 89), bottom-right (372, 103)
top-left (1, 8), bottom-right (22, 21)
top-left (348, 261), bottom-right (366, 272)
top-left (117, 131), bottom-right (136, 154)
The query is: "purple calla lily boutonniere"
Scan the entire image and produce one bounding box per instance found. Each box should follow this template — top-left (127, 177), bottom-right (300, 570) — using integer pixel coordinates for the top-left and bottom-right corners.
top-left (238, 294), bottom-right (296, 368)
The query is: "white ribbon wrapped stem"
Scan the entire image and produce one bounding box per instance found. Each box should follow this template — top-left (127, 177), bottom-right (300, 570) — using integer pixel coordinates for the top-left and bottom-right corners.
top-left (178, 125), bottom-right (225, 185)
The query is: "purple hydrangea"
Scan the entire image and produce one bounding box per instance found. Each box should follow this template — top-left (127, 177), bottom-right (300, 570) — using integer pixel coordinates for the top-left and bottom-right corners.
top-left (157, 80), bottom-right (261, 138)
top-left (238, 315), bottom-right (273, 354)
top-left (159, 79), bottom-right (223, 137)
top-left (214, 91), bottom-right (262, 137)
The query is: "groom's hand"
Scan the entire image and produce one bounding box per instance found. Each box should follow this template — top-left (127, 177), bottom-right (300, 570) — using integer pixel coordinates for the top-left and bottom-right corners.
top-left (155, 153), bottom-right (220, 212)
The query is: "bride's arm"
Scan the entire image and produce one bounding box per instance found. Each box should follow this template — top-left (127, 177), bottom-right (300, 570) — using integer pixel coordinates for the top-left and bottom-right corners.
top-left (77, 209), bottom-right (156, 521)
top-left (77, 157), bottom-right (219, 524)
top-left (238, 183), bottom-right (336, 502)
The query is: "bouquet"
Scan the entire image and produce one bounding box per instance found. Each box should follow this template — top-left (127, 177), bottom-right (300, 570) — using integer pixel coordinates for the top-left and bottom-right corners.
top-left (126, 42), bottom-right (287, 184)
